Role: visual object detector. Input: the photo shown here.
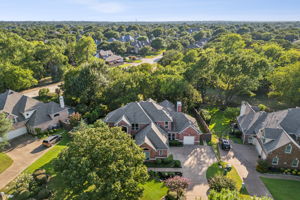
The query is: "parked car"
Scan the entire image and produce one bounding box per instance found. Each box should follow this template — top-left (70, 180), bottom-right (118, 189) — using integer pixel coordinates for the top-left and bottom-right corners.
top-left (42, 135), bottom-right (62, 147)
top-left (220, 139), bottom-right (231, 151)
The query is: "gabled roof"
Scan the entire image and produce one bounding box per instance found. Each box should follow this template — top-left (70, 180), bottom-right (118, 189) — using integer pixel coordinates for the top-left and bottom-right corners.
top-left (170, 111), bottom-right (200, 133)
top-left (135, 123), bottom-right (168, 150)
top-left (139, 99), bottom-right (173, 122)
top-left (159, 100), bottom-right (176, 112)
top-left (0, 90), bottom-right (68, 127)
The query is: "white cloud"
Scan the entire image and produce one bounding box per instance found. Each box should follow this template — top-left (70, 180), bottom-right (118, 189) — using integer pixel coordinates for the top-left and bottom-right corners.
top-left (70, 0), bottom-right (125, 14)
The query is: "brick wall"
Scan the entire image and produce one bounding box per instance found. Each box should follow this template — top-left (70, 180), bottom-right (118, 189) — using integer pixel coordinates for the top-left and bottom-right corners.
top-left (266, 142), bottom-right (300, 169)
top-left (140, 143), bottom-right (168, 160)
top-left (177, 127), bottom-right (200, 144)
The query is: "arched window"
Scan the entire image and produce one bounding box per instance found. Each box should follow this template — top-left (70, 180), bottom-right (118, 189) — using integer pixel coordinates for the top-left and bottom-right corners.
top-left (285, 144), bottom-right (292, 154)
top-left (272, 156), bottom-right (279, 165)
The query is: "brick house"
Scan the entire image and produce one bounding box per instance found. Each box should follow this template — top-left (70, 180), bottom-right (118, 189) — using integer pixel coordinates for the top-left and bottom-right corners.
top-left (237, 101), bottom-right (300, 169)
top-left (0, 90), bottom-right (70, 141)
top-left (104, 99), bottom-right (202, 160)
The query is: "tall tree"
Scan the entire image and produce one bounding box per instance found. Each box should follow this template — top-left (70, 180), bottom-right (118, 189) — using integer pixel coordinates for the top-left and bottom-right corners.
top-left (54, 121), bottom-right (148, 200)
top-left (0, 113), bottom-right (12, 150)
top-left (75, 36), bottom-right (96, 65)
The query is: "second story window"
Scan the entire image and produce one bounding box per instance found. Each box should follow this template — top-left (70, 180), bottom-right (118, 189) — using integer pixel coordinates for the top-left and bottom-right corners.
top-left (285, 144), bottom-right (292, 154)
top-left (131, 124), bottom-right (139, 131)
top-left (164, 121), bottom-right (169, 129)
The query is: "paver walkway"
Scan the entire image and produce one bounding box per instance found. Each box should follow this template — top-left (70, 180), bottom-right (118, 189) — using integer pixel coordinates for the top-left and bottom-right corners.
top-left (170, 145), bottom-right (217, 200)
top-left (0, 135), bottom-right (51, 189)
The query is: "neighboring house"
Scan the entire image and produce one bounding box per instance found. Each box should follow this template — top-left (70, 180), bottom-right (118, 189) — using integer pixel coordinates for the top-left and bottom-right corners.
top-left (237, 101), bottom-right (300, 169)
top-left (0, 90), bottom-right (69, 141)
top-left (104, 99), bottom-right (202, 160)
top-left (119, 34), bottom-right (135, 42)
top-left (187, 38), bottom-right (209, 49)
top-left (108, 38), bottom-right (117, 42)
top-left (96, 50), bottom-right (124, 65)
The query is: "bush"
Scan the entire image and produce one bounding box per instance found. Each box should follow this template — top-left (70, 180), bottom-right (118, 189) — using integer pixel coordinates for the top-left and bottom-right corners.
top-left (258, 104), bottom-right (270, 112)
top-left (16, 190), bottom-right (31, 200)
top-left (208, 175), bottom-right (236, 192)
top-left (35, 174), bottom-right (48, 185)
top-left (169, 140), bottom-right (183, 147)
top-left (156, 159), bottom-right (162, 165)
top-left (38, 88), bottom-right (50, 97)
top-left (37, 188), bottom-right (51, 200)
top-left (165, 191), bottom-right (177, 200)
top-left (174, 160), bottom-right (181, 168)
top-left (163, 155), bottom-right (174, 164)
top-left (33, 169), bottom-right (46, 177)
top-left (256, 160), bottom-right (270, 173)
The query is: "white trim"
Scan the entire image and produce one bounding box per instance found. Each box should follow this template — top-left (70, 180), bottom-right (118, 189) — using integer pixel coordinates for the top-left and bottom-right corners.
top-left (178, 125), bottom-right (201, 135)
top-left (285, 144), bottom-right (292, 154)
top-left (120, 125), bottom-right (128, 133)
top-left (272, 156), bottom-right (279, 165)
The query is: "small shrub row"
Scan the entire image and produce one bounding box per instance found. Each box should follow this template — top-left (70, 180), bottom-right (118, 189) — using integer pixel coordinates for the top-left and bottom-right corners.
top-left (144, 155), bottom-right (181, 168)
top-left (169, 140), bottom-right (183, 147)
top-left (149, 170), bottom-right (182, 180)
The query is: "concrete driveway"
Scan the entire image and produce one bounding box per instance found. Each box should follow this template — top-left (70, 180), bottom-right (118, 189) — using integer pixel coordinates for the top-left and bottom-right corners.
top-left (170, 146), bottom-right (217, 200)
top-left (221, 143), bottom-right (272, 198)
top-left (0, 135), bottom-right (51, 189)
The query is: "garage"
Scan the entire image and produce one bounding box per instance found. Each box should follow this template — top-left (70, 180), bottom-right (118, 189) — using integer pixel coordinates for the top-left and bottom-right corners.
top-left (183, 136), bottom-right (195, 145)
top-left (6, 127), bottom-right (27, 141)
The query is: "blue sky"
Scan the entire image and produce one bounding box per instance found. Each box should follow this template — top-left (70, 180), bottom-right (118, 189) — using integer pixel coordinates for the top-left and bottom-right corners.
top-left (1, 0), bottom-right (300, 21)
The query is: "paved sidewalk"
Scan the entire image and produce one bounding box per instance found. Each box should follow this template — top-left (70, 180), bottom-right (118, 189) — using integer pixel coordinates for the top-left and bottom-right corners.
top-left (147, 168), bottom-right (182, 172)
top-left (261, 173), bottom-right (300, 181)
top-left (0, 135), bottom-right (51, 189)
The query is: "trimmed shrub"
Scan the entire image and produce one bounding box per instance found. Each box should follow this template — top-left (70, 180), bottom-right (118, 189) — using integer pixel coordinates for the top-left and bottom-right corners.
top-left (35, 174), bottom-right (48, 185)
top-left (37, 189), bottom-right (51, 200)
top-left (174, 160), bottom-right (181, 168)
top-left (16, 190), bottom-right (31, 200)
top-left (33, 169), bottom-right (46, 177)
top-left (156, 159), bottom-right (162, 165)
top-left (169, 140), bottom-right (183, 147)
top-left (165, 191), bottom-right (177, 200)
top-left (256, 159), bottom-right (270, 173)
top-left (208, 175), bottom-right (236, 192)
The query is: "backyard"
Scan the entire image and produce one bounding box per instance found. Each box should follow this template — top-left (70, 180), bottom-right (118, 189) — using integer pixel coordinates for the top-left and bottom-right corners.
top-left (260, 177), bottom-right (300, 200)
top-left (0, 153), bottom-right (13, 174)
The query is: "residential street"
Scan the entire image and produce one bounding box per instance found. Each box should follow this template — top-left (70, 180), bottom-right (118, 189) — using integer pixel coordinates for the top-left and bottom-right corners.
top-left (0, 135), bottom-right (51, 190)
top-left (170, 146), bottom-right (217, 200)
top-left (126, 54), bottom-right (163, 66)
top-left (20, 82), bottom-right (62, 98)
top-left (221, 143), bottom-right (273, 198)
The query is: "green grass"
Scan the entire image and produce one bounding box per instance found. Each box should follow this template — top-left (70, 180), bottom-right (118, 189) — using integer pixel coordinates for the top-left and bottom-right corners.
top-left (261, 177), bottom-right (300, 200)
top-left (141, 180), bottom-right (168, 200)
top-left (208, 107), bottom-right (243, 144)
top-left (206, 162), bottom-right (246, 193)
top-left (0, 153), bottom-right (13, 174)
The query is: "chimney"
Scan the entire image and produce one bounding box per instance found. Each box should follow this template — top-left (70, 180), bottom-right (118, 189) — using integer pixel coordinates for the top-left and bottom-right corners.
top-left (176, 101), bottom-right (182, 112)
top-left (59, 96), bottom-right (65, 108)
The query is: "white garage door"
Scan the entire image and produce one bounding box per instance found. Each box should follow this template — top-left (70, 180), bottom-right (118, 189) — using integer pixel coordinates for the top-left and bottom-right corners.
top-left (6, 127), bottom-right (27, 140)
top-left (183, 136), bottom-right (195, 145)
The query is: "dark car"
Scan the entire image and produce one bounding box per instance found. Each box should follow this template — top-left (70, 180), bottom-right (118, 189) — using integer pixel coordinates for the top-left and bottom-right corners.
top-left (220, 139), bottom-right (231, 151)
top-left (42, 135), bottom-right (62, 147)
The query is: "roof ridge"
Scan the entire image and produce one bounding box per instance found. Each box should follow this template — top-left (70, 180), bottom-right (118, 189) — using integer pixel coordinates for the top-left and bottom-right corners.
top-left (136, 102), bottom-right (154, 123)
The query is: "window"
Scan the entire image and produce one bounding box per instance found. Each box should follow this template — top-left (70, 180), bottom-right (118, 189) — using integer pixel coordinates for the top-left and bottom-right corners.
top-left (164, 121), bottom-right (169, 129)
top-left (168, 133), bottom-right (171, 140)
top-left (172, 133), bottom-right (176, 140)
top-left (292, 159), bottom-right (299, 168)
top-left (272, 157), bottom-right (279, 165)
top-left (54, 113), bottom-right (60, 117)
top-left (158, 150), bottom-right (163, 156)
top-left (131, 124), bottom-right (139, 131)
top-left (285, 144), bottom-right (292, 154)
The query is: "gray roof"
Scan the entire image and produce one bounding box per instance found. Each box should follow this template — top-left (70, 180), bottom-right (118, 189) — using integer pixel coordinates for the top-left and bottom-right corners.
top-left (0, 90), bottom-right (67, 127)
top-left (139, 99), bottom-right (173, 122)
top-left (170, 111), bottom-right (199, 133)
top-left (135, 123), bottom-right (168, 150)
top-left (159, 100), bottom-right (176, 112)
top-left (238, 102), bottom-right (300, 153)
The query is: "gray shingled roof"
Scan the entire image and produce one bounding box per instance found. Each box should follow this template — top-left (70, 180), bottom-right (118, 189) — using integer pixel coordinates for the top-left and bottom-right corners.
top-left (0, 90), bottom-right (67, 127)
top-left (170, 111), bottom-right (200, 133)
top-left (135, 123), bottom-right (168, 150)
top-left (238, 102), bottom-right (300, 153)
top-left (140, 99), bottom-right (173, 122)
top-left (159, 100), bottom-right (176, 112)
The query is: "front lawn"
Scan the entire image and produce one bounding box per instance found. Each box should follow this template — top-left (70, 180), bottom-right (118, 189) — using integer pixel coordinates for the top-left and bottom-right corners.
top-left (261, 177), bottom-right (300, 200)
top-left (141, 179), bottom-right (168, 200)
top-left (0, 153), bottom-right (13, 174)
top-left (206, 162), bottom-right (247, 194)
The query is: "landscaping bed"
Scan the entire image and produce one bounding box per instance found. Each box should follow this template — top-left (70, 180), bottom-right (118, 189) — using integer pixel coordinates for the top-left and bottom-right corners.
top-left (261, 177), bottom-right (300, 200)
top-left (0, 153), bottom-right (13, 174)
top-left (149, 170), bottom-right (183, 181)
top-left (206, 161), bottom-right (248, 194)
top-left (144, 155), bottom-right (181, 168)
